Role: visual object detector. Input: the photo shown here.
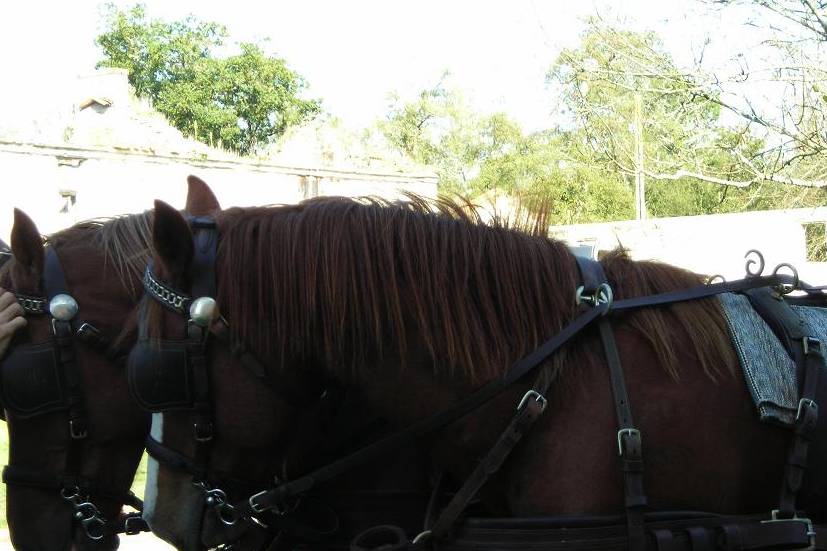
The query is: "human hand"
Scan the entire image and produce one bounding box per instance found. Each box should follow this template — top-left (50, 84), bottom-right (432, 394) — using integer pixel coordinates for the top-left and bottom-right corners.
top-left (0, 289), bottom-right (26, 359)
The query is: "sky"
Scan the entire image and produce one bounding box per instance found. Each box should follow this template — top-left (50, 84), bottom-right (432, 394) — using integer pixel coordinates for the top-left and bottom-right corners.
top-left (0, 0), bottom-right (767, 133)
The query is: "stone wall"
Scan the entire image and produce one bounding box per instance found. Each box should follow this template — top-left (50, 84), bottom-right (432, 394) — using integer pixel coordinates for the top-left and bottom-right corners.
top-left (550, 208), bottom-right (827, 283)
top-left (0, 140), bottom-right (437, 242)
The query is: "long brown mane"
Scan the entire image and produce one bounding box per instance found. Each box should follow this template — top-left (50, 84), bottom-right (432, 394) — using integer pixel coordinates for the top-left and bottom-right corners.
top-left (52, 213), bottom-right (153, 296)
top-left (1, 212), bottom-right (153, 297)
top-left (215, 196), bottom-right (736, 384)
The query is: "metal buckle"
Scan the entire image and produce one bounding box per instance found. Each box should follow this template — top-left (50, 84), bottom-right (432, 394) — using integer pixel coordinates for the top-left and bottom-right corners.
top-left (763, 511), bottom-right (816, 550)
top-left (123, 514), bottom-right (145, 535)
top-left (796, 398), bottom-right (818, 423)
top-left (193, 421), bottom-right (213, 442)
top-left (76, 322), bottom-right (101, 340)
top-left (51, 318), bottom-right (72, 338)
top-left (69, 418), bottom-right (88, 440)
top-left (517, 390), bottom-right (548, 413)
top-left (61, 486), bottom-right (81, 503)
top-left (617, 428), bottom-right (641, 457)
top-left (248, 490), bottom-right (268, 514)
top-left (803, 337), bottom-right (820, 356)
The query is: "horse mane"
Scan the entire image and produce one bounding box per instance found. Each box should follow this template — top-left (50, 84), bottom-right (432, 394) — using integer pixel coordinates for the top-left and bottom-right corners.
top-left (48, 212), bottom-right (153, 297)
top-left (215, 196), bottom-right (736, 384)
top-left (0, 212), bottom-right (153, 298)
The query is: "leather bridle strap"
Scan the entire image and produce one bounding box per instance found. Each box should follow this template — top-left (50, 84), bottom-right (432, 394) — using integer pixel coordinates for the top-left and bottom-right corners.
top-left (576, 255), bottom-right (646, 551)
top-left (0, 465), bottom-right (150, 536)
top-left (426, 389), bottom-right (548, 542)
top-left (186, 217), bottom-right (219, 482)
top-left (235, 272), bottom-right (800, 517)
top-left (44, 247), bottom-right (88, 441)
top-left (744, 286), bottom-right (823, 519)
top-left (779, 337), bottom-right (822, 517)
top-left (599, 318), bottom-right (646, 551)
top-left (571, 253), bottom-right (646, 550)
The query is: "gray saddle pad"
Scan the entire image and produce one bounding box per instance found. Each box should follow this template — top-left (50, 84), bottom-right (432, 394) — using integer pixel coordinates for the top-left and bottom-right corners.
top-left (719, 293), bottom-right (826, 426)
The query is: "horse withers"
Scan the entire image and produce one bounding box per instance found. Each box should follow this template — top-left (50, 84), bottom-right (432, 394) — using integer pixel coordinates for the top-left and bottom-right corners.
top-left (0, 176), bottom-right (219, 551)
top-left (137, 196), bottom-right (819, 550)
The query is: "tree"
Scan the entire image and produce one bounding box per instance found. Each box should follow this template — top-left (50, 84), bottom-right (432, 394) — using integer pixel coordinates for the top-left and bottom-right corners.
top-left (380, 78), bottom-right (635, 223)
top-left (96, 4), bottom-right (320, 155)
top-left (660, 1), bottom-right (827, 190)
top-left (548, 19), bottom-right (827, 217)
top-left (380, 77), bottom-right (524, 191)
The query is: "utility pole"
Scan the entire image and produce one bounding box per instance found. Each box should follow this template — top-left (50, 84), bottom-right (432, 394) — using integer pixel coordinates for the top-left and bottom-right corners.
top-left (634, 93), bottom-right (646, 220)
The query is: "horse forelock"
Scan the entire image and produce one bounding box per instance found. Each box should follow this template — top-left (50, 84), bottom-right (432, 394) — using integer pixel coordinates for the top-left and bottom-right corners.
top-left (213, 196), bottom-right (733, 386)
top-left (49, 211), bottom-right (153, 298)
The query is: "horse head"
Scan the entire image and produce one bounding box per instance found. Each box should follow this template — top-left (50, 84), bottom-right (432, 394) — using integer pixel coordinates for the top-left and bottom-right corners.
top-left (0, 207), bottom-right (148, 551)
top-left (134, 197), bottom-right (310, 551)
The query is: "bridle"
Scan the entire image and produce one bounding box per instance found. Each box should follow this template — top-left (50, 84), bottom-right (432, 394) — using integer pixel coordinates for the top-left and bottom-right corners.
top-left (129, 215), bottom-right (343, 549)
top-left (129, 216), bottom-right (280, 533)
top-left (0, 246), bottom-right (149, 541)
top-left (130, 216), bottom-right (826, 551)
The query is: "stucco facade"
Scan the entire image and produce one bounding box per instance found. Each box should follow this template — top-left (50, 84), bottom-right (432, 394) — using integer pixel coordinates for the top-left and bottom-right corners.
top-left (0, 69), bottom-right (436, 241)
top-left (551, 208), bottom-right (827, 283)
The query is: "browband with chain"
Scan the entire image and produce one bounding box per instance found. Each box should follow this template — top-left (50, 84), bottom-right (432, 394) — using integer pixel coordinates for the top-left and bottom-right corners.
top-left (142, 265), bottom-right (192, 315)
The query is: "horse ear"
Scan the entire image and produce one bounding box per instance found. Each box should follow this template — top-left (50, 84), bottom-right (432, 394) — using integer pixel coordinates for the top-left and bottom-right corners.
top-left (152, 200), bottom-right (193, 279)
top-left (10, 208), bottom-right (44, 275)
top-left (185, 175), bottom-right (221, 216)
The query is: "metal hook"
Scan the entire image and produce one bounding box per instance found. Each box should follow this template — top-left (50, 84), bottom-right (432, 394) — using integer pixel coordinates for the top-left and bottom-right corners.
top-left (576, 283), bottom-right (613, 311)
top-left (745, 249), bottom-right (765, 277)
top-left (772, 262), bottom-right (799, 295)
top-left (706, 274), bottom-right (726, 285)
top-left (205, 488), bottom-right (239, 526)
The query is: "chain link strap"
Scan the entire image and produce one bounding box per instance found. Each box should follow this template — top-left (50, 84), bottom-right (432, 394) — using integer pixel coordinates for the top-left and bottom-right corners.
top-left (14, 293), bottom-right (47, 314)
top-left (143, 268), bottom-right (191, 314)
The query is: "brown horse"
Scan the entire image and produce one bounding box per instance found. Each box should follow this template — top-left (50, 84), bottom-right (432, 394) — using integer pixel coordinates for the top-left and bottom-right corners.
top-left (0, 177), bottom-right (219, 551)
top-left (140, 197), bottom-right (802, 550)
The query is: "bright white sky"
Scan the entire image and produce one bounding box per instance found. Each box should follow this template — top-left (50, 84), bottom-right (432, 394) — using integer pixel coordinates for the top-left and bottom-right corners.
top-left (0, 0), bottom-right (763, 132)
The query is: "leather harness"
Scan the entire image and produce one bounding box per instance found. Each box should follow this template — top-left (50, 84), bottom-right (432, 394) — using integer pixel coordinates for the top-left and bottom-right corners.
top-left (129, 219), bottom-right (827, 551)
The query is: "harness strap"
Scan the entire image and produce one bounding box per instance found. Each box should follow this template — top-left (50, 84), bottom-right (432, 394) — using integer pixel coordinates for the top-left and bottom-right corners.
top-left (576, 254), bottom-right (647, 551)
top-left (599, 317), bottom-right (647, 551)
top-left (3, 464), bottom-right (66, 490)
top-left (427, 389), bottom-right (548, 543)
top-left (743, 286), bottom-right (823, 519)
top-left (44, 248), bottom-right (88, 441)
top-left (114, 512), bottom-right (151, 536)
top-left (778, 336), bottom-right (822, 518)
top-left (189, 322), bottom-right (214, 481)
top-left (431, 515), bottom-right (821, 550)
top-left (188, 218), bottom-right (219, 481)
top-left (234, 272), bottom-right (798, 517)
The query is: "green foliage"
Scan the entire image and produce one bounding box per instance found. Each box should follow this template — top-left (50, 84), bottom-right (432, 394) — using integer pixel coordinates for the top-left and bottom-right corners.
top-left (473, 132), bottom-right (635, 224)
top-left (380, 79), bottom-right (635, 224)
top-left (96, 4), bottom-right (320, 154)
top-left (379, 19), bottom-right (826, 224)
top-left (380, 80), bottom-right (510, 190)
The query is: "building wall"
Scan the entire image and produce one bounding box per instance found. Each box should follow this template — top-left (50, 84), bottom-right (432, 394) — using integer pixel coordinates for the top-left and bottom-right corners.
top-left (0, 142), bottom-right (438, 242)
top-left (550, 208), bottom-right (827, 283)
